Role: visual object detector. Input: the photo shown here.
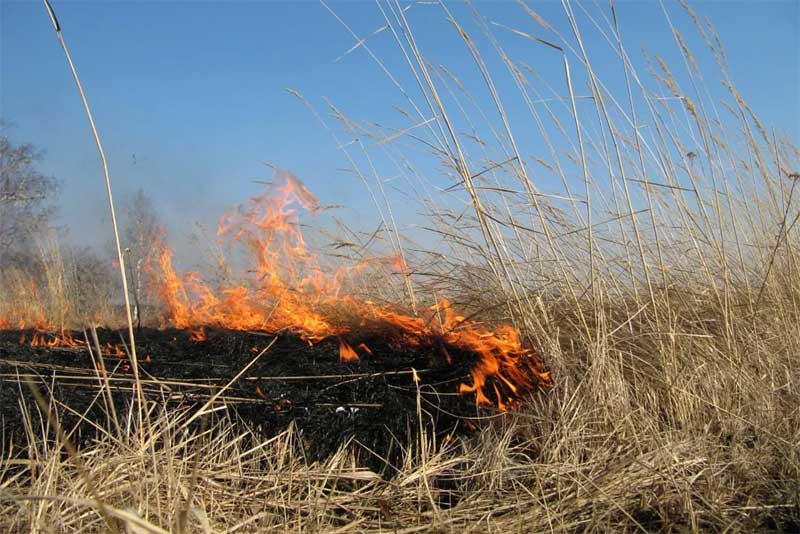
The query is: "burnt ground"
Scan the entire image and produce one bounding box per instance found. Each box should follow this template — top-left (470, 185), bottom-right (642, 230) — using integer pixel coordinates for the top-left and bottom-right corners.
top-left (0, 327), bottom-right (537, 471)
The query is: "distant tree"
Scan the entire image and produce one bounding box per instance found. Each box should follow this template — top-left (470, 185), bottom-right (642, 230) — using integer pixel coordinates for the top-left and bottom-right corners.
top-left (0, 133), bottom-right (59, 262)
top-left (123, 188), bottom-right (162, 327)
top-left (68, 246), bottom-right (117, 326)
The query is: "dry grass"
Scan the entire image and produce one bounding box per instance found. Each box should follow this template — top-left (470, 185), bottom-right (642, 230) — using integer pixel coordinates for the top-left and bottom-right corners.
top-left (0, 232), bottom-right (120, 331)
top-left (1, 299), bottom-right (797, 532)
top-left (2, 1), bottom-right (799, 532)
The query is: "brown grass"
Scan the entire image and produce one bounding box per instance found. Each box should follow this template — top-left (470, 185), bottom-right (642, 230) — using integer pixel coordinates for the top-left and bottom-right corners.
top-left (1, 1), bottom-right (798, 532)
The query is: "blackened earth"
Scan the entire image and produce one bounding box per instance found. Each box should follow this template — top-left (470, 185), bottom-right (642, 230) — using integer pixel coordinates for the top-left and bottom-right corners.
top-left (0, 327), bottom-right (532, 471)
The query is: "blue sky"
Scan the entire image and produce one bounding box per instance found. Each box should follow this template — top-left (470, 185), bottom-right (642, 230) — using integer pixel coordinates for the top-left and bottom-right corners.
top-left (2, 0), bottom-right (798, 265)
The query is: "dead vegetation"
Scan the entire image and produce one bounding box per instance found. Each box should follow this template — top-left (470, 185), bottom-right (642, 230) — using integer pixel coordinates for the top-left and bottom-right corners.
top-left (1, 1), bottom-right (799, 532)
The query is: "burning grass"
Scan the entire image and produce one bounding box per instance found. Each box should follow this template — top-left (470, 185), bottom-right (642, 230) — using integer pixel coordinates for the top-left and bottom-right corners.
top-left (2, 290), bottom-right (798, 532)
top-left (1, 1), bottom-right (799, 532)
top-left (144, 172), bottom-right (550, 411)
top-left (0, 326), bottom-right (540, 468)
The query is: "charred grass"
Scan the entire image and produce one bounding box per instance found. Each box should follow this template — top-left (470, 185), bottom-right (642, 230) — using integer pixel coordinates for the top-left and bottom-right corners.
top-left (2, 1), bottom-right (800, 532)
top-left (1, 286), bottom-right (797, 532)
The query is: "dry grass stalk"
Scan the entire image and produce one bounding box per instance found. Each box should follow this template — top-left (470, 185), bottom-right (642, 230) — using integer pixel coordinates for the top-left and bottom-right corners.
top-left (1, 1), bottom-right (798, 532)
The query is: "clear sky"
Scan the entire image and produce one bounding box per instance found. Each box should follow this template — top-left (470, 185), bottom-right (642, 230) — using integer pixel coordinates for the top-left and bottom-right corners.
top-left (1, 0), bottom-right (798, 265)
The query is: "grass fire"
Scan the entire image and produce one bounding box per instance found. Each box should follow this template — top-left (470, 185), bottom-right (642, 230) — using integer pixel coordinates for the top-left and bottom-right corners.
top-left (1, 173), bottom-right (551, 469)
top-left (148, 172), bottom-right (550, 409)
top-left (1, 1), bottom-right (798, 533)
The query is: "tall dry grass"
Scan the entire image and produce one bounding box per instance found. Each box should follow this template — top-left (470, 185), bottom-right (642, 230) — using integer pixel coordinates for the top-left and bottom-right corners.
top-left (0, 232), bottom-right (120, 331)
top-left (2, 1), bottom-right (799, 532)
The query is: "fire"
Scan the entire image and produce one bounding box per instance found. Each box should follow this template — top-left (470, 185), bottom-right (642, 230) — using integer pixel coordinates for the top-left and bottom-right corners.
top-left (338, 337), bottom-right (359, 362)
top-left (148, 173), bottom-right (349, 343)
top-left (0, 273), bottom-right (55, 332)
top-left (104, 342), bottom-right (126, 357)
top-left (19, 328), bottom-right (126, 357)
top-left (368, 300), bottom-right (550, 407)
top-left (25, 329), bottom-right (80, 348)
top-left (144, 171), bottom-right (550, 408)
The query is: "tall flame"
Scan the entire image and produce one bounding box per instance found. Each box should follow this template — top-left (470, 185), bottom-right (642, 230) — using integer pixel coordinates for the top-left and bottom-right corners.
top-left (152, 174), bottom-right (343, 341)
top-left (145, 171), bottom-right (550, 408)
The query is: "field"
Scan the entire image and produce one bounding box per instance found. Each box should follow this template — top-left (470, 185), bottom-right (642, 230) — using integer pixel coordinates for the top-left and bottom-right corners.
top-left (1, 1), bottom-right (798, 533)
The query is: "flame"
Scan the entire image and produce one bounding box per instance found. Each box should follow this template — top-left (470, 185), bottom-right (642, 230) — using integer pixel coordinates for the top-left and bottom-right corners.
top-left (20, 328), bottom-right (126, 357)
top-left (0, 274), bottom-right (58, 332)
top-left (338, 337), bottom-right (359, 362)
top-left (0, 171), bottom-right (549, 408)
top-left (103, 343), bottom-right (126, 357)
top-left (143, 171), bottom-right (551, 408)
top-left (190, 327), bottom-right (206, 342)
top-left (28, 330), bottom-right (80, 348)
top-left (148, 172), bottom-right (345, 341)
top-left (367, 299), bottom-right (550, 408)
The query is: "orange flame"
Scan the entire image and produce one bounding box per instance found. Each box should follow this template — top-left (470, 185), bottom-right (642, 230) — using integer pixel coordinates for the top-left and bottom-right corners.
top-left (28, 330), bottom-right (81, 348)
top-left (19, 328), bottom-right (126, 357)
top-left (103, 343), bottom-right (126, 357)
top-left (141, 171), bottom-right (550, 408)
top-left (0, 274), bottom-right (60, 333)
top-left (148, 172), bottom-right (344, 341)
top-left (338, 338), bottom-right (359, 362)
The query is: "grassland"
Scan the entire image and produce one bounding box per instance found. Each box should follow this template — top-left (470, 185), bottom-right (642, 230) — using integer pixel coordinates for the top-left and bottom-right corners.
top-left (1, 1), bottom-right (798, 532)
